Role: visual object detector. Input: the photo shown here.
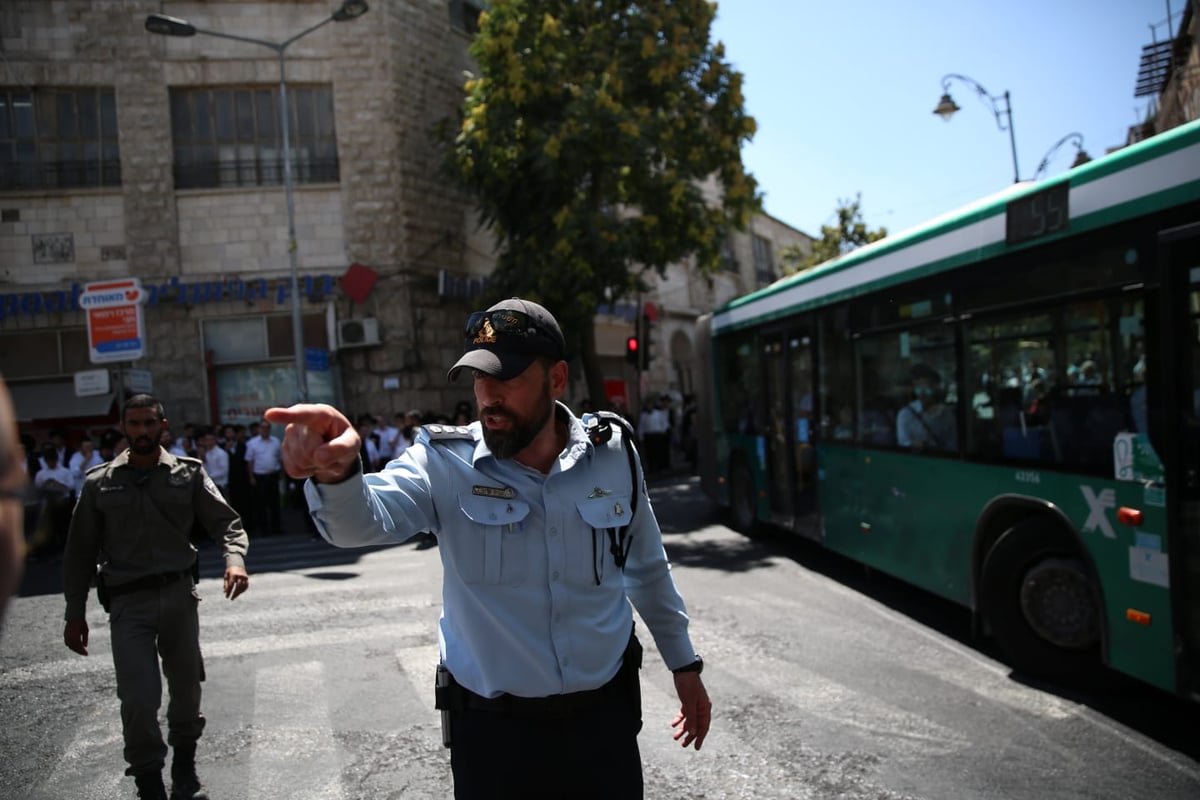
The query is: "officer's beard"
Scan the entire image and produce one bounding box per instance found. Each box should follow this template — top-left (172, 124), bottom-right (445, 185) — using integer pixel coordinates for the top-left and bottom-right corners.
top-left (481, 382), bottom-right (554, 461)
top-left (129, 435), bottom-right (158, 456)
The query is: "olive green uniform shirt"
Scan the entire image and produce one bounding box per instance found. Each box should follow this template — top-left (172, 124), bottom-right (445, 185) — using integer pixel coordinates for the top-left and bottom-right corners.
top-left (62, 448), bottom-right (249, 620)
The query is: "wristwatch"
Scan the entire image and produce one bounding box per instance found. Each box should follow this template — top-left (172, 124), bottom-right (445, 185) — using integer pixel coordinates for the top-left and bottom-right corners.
top-left (672, 655), bottom-right (704, 675)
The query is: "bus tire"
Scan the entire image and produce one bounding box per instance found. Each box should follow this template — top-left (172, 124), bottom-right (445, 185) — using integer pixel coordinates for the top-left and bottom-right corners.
top-left (979, 519), bottom-right (1101, 678)
top-left (728, 456), bottom-right (757, 535)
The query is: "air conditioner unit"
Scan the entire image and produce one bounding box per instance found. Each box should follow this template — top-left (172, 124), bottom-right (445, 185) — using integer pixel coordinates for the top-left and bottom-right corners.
top-left (337, 317), bottom-right (381, 349)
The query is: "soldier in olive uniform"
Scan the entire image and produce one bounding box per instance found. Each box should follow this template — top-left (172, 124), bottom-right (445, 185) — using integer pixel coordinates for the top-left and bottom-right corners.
top-left (62, 394), bottom-right (250, 800)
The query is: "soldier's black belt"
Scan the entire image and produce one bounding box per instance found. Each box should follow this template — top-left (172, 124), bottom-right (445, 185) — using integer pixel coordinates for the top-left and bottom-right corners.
top-left (105, 569), bottom-right (191, 598)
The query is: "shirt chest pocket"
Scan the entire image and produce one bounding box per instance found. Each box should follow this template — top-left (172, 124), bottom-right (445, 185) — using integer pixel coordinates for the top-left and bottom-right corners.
top-left (455, 494), bottom-right (531, 585)
top-left (569, 493), bottom-right (634, 586)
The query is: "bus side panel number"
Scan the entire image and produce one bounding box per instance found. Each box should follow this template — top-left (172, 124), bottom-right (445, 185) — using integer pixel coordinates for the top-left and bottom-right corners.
top-left (1006, 182), bottom-right (1069, 245)
top-left (1014, 470), bottom-right (1041, 484)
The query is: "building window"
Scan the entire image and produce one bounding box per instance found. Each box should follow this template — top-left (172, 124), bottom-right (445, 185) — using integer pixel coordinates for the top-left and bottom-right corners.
top-left (449, 0), bottom-right (488, 35)
top-left (203, 313), bottom-right (329, 364)
top-left (0, 328), bottom-right (88, 379)
top-left (0, 87), bottom-right (121, 190)
top-left (720, 240), bottom-right (738, 273)
top-left (169, 86), bottom-right (339, 190)
top-left (752, 234), bottom-right (774, 284)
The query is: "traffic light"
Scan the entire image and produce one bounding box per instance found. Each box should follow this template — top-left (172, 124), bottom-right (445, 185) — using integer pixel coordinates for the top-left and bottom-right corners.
top-left (640, 313), bottom-right (654, 367)
top-left (625, 335), bottom-right (640, 365)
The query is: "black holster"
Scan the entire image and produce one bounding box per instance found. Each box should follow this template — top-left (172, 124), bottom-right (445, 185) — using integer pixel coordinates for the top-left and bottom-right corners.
top-left (94, 569), bottom-right (111, 614)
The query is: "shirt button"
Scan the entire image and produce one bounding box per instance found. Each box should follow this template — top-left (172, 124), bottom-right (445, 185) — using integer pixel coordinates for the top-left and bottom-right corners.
top-left (549, 527), bottom-right (557, 536)
top-left (551, 571), bottom-right (560, 582)
top-left (562, 657), bottom-right (570, 666)
top-left (554, 614), bottom-right (562, 624)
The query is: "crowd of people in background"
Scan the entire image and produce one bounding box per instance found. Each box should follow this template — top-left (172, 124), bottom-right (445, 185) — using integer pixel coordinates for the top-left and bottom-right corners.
top-left (15, 392), bottom-right (698, 563)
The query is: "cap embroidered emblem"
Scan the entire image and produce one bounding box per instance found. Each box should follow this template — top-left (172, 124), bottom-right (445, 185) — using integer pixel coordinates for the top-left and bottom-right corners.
top-left (473, 319), bottom-right (497, 345)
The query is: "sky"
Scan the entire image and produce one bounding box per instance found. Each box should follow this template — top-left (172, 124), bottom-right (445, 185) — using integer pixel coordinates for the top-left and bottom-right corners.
top-left (709, 0), bottom-right (1178, 238)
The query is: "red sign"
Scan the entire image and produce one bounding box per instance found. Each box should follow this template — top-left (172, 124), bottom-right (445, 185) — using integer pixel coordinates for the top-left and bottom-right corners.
top-left (81, 278), bottom-right (146, 363)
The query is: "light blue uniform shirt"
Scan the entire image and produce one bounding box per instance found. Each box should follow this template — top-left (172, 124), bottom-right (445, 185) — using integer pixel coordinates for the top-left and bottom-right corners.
top-left (304, 402), bottom-right (696, 699)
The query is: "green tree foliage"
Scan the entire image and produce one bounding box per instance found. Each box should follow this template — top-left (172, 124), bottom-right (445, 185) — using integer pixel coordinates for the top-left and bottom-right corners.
top-left (780, 194), bottom-right (887, 275)
top-left (445, 0), bottom-right (759, 403)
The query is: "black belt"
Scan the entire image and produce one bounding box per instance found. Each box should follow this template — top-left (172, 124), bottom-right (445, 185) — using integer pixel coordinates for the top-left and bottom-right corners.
top-left (106, 569), bottom-right (191, 598)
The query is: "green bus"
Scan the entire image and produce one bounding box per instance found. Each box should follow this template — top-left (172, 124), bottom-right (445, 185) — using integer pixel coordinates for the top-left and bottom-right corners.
top-left (697, 119), bottom-right (1200, 699)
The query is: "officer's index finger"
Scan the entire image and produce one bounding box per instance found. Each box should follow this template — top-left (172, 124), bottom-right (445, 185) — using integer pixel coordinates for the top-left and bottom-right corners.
top-left (265, 404), bottom-right (343, 431)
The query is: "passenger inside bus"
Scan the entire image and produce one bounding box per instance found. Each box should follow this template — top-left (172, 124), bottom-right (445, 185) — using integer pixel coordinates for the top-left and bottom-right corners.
top-left (895, 364), bottom-right (957, 452)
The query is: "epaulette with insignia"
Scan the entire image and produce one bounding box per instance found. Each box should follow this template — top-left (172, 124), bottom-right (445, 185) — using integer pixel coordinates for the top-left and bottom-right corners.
top-left (422, 424), bottom-right (475, 440)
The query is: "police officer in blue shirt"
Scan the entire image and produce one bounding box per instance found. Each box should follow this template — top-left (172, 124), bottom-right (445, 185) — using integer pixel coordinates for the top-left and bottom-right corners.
top-left (267, 297), bottom-right (710, 799)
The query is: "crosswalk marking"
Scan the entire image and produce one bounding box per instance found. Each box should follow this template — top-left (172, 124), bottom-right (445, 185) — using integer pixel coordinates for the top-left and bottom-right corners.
top-left (0, 620), bottom-right (429, 688)
top-left (251, 661), bottom-right (345, 799)
top-left (721, 589), bottom-right (1077, 721)
top-left (394, 643), bottom-right (442, 720)
top-left (31, 700), bottom-right (123, 799)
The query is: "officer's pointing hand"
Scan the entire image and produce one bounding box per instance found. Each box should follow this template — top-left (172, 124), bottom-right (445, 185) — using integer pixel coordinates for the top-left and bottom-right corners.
top-left (265, 404), bottom-right (361, 483)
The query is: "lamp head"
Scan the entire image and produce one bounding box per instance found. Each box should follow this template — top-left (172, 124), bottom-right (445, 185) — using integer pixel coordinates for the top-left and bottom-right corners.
top-left (332, 1), bottom-right (369, 21)
top-left (932, 93), bottom-right (960, 121)
top-left (1071, 149), bottom-right (1092, 168)
top-left (144, 13), bottom-right (196, 37)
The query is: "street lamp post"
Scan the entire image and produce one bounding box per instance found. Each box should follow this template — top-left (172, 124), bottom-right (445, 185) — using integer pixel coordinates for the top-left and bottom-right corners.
top-left (1033, 132), bottom-right (1092, 180)
top-left (145, 1), bottom-right (369, 402)
top-left (932, 73), bottom-right (1021, 184)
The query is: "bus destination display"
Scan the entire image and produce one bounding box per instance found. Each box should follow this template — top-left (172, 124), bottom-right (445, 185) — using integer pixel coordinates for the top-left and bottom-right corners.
top-left (1005, 182), bottom-right (1069, 245)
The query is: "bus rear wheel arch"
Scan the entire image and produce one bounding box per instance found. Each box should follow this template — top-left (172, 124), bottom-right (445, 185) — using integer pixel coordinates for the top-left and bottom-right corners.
top-left (979, 517), bottom-right (1102, 678)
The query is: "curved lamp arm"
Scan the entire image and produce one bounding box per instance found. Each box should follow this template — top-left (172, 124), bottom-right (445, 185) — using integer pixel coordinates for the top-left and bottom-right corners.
top-left (933, 73), bottom-right (1020, 183)
top-left (1033, 133), bottom-right (1091, 180)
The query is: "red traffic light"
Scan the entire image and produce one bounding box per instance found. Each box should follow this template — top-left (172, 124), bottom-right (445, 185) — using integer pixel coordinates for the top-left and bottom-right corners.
top-left (625, 335), bottom-right (640, 365)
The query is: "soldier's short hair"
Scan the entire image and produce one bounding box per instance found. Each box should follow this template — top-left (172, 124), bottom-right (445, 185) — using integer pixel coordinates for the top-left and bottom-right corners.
top-left (124, 394), bottom-right (165, 422)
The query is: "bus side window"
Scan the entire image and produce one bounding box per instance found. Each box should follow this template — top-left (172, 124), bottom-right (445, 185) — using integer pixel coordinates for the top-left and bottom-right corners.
top-left (860, 399), bottom-right (895, 446)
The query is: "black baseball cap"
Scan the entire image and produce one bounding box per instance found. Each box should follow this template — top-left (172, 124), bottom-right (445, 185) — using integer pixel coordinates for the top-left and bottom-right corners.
top-left (447, 298), bottom-right (566, 382)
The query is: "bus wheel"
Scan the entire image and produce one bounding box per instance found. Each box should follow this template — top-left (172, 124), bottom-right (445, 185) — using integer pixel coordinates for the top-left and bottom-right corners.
top-left (728, 457), bottom-right (757, 535)
top-left (979, 519), bottom-right (1101, 678)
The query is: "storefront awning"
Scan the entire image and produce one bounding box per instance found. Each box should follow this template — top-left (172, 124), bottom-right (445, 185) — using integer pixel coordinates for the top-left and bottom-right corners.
top-left (10, 381), bottom-right (115, 423)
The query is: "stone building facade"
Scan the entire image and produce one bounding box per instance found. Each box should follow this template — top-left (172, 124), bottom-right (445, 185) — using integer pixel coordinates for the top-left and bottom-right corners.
top-left (0, 0), bottom-right (810, 446)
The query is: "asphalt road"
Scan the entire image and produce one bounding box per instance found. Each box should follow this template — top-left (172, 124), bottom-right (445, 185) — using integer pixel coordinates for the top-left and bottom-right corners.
top-left (1, 474), bottom-right (1197, 799)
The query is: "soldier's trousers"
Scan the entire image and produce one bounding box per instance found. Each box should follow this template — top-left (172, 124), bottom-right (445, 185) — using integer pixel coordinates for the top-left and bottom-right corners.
top-left (109, 579), bottom-right (206, 775)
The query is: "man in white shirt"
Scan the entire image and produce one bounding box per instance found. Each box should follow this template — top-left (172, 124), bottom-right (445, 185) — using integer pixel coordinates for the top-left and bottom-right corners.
top-left (201, 430), bottom-right (230, 499)
top-left (68, 439), bottom-right (103, 495)
top-left (38, 428), bottom-right (72, 472)
top-left (34, 447), bottom-right (74, 557)
top-left (162, 430), bottom-right (188, 459)
top-left (374, 414), bottom-right (400, 464)
top-left (244, 420), bottom-right (283, 536)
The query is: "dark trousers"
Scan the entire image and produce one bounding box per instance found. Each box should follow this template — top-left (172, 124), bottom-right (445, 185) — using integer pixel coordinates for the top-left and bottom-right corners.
top-left (110, 579), bottom-right (206, 775)
top-left (449, 695), bottom-right (643, 799)
top-left (249, 471), bottom-right (281, 535)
